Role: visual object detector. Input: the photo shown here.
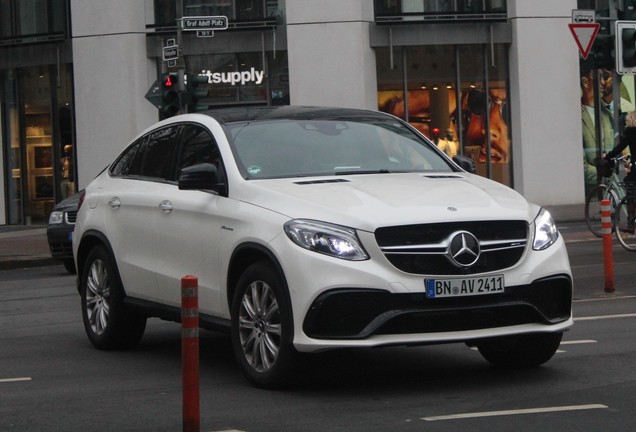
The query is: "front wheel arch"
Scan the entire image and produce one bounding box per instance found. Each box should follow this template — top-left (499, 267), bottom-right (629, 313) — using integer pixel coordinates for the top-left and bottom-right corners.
top-left (226, 243), bottom-right (291, 316)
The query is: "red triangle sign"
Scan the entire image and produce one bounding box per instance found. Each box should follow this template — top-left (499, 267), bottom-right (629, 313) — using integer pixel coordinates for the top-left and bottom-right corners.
top-left (569, 23), bottom-right (601, 59)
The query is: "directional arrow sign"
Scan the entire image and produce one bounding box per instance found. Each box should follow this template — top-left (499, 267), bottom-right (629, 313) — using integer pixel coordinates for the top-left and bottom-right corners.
top-left (145, 80), bottom-right (163, 109)
top-left (181, 16), bottom-right (228, 31)
top-left (569, 23), bottom-right (600, 59)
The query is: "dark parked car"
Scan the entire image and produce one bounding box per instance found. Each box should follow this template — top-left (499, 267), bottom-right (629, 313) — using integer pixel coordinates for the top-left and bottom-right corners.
top-left (47, 192), bottom-right (81, 273)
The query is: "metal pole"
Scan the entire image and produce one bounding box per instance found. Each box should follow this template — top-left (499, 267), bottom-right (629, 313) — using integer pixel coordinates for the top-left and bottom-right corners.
top-left (176, 0), bottom-right (185, 113)
top-left (181, 275), bottom-right (200, 432)
top-left (601, 200), bottom-right (616, 293)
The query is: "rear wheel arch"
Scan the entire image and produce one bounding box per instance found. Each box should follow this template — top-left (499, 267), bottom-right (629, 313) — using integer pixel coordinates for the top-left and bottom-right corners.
top-left (76, 231), bottom-right (119, 293)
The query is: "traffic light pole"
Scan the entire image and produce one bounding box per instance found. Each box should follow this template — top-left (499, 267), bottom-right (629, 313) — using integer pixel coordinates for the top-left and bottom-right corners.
top-left (176, 0), bottom-right (186, 114)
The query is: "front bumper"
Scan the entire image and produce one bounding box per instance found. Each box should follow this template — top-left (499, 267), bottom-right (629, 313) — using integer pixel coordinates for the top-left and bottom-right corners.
top-left (46, 225), bottom-right (74, 260)
top-left (303, 274), bottom-right (572, 339)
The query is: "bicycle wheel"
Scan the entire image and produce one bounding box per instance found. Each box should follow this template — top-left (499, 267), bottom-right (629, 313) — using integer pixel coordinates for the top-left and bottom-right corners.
top-left (615, 197), bottom-right (636, 251)
top-left (585, 185), bottom-right (617, 237)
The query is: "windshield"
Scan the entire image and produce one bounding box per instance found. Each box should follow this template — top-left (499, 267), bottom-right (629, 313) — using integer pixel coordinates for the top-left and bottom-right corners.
top-left (226, 118), bottom-right (454, 179)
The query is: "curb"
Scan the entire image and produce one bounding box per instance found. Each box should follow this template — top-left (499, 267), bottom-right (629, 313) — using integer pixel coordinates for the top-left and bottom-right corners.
top-left (0, 257), bottom-right (59, 271)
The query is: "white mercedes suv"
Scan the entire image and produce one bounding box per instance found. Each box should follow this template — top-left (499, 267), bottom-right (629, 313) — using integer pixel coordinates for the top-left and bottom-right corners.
top-left (73, 106), bottom-right (573, 388)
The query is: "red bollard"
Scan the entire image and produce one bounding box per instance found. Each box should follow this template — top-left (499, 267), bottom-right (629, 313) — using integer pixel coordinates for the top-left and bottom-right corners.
top-left (181, 275), bottom-right (200, 432)
top-left (601, 200), bottom-right (615, 293)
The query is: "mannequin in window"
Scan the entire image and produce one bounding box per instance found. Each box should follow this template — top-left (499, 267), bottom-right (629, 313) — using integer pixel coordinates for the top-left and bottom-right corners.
top-left (437, 128), bottom-right (459, 158)
top-left (60, 144), bottom-right (75, 198)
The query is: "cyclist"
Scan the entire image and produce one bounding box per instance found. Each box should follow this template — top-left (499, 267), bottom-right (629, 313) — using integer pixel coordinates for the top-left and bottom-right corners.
top-left (605, 111), bottom-right (636, 231)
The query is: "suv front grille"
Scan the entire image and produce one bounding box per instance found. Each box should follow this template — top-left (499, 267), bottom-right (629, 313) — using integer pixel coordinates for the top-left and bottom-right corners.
top-left (65, 211), bottom-right (77, 224)
top-left (375, 221), bottom-right (528, 275)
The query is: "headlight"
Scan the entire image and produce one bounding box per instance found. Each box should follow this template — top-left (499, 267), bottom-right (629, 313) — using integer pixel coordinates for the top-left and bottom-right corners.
top-left (533, 208), bottom-right (558, 250)
top-left (49, 211), bottom-right (64, 225)
top-left (283, 219), bottom-right (369, 261)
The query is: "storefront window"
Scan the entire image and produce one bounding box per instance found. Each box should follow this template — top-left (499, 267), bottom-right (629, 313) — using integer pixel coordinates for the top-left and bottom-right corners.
top-left (23, 66), bottom-right (54, 223)
top-left (377, 46), bottom-right (406, 121)
top-left (0, 0), bottom-right (68, 38)
top-left (1, 64), bottom-right (74, 224)
top-left (1, 70), bottom-right (21, 224)
top-left (157, 0), bottom-right (277, 23)
top-left (376, 43), bottom-right (512, 186)
top-left (55, 64), bottom-right (75, 200)
top-left (374, 0), bottom-right (507, 20)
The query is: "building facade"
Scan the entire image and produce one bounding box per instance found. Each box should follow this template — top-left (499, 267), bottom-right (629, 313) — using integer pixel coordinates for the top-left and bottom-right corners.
top-left (0, 0), bottom-right (600, 225)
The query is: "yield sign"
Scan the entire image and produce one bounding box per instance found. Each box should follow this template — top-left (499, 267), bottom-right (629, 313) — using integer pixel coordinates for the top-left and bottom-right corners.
top-left (569, 23), bottom-right (601, 59)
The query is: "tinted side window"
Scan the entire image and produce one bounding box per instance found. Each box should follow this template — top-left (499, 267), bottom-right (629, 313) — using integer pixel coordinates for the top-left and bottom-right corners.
top-left (140, 126), bottom-right (180, 180)
top-left (110, 137), bottom-right (145, 176)
top-left (177, 124), bottom-right (221, 174)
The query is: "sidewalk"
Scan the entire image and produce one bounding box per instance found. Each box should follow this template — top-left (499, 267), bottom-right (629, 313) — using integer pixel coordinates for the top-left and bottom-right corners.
top-left (0, 225), bottom-right (57, 270)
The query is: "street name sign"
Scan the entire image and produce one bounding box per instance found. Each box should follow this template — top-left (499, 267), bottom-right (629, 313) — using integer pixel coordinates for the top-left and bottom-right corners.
top-left (181, 16), bottom-right (228, 31)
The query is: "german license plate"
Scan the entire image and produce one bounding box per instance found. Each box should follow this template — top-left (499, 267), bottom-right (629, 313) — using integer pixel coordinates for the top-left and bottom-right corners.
top-left (425, 275), bottom-right (504, 298)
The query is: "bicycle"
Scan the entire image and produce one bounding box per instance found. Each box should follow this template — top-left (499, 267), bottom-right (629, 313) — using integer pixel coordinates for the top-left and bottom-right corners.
top-left (615, 181), bottom-right (636, 251)
top-left (584, 155), bottom-right (629, 237)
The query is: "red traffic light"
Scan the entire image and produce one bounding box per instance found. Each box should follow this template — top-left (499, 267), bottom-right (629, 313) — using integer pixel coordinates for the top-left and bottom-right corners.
top-left (162, 73), bottom-right (178, 88)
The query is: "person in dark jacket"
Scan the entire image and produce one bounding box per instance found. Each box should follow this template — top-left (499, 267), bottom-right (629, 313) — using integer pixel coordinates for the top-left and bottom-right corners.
top-left (605, 111), bottom-right (636, 181)
top-left (606, 111), bottom-right (636, 230)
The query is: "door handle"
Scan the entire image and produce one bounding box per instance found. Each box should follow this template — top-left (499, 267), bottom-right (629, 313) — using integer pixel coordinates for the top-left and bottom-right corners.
top-left (108, 197), bottom-right (121, 209)
top-left (159, 200), bottom-right (173, 213)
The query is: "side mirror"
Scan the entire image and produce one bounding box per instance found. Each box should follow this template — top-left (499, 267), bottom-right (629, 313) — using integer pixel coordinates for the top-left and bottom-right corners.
top-left (452, 154), bottom-right (476, 174)
top-left (178, 163), bottom-right (226, 195)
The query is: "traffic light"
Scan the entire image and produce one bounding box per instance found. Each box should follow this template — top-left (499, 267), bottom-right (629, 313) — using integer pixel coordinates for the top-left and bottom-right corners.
top-left (619, 0), bottom-right (636, 20)
top-left (160, 73), bottom-right (180, 117)
top-left (616, 21), bottom-right (636, 74)
top-left (185, 74), bottom-right (209, 112)
top-left (591, 34), bottom-right (615, 70)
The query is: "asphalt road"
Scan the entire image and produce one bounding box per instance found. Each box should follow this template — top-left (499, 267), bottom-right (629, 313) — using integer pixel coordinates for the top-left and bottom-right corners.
top-left (2, 226), bottom-right (636, 432)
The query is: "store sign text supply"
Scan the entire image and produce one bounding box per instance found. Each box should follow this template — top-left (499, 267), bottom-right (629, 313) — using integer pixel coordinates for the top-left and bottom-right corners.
top-left (199, 68), bottom-right (264, 86)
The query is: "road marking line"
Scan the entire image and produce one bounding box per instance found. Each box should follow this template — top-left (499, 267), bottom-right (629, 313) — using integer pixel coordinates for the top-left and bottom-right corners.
top-left (421, 404), bottom-right (608, 421)
top-left (560, 339), bottom-right (597, 344)
top-left (0, 377), bottom-right (32, 383)
top-left (575, 313), bottom-right (636, 321)
top-left (575, 295), bottom-right (636, 303)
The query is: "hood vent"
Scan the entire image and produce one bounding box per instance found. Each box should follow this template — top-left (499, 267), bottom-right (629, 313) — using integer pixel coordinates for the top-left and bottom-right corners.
top-left (295, 178), bottom-right (351, 185)
top-left (422, 174), bottom-right (464, 179)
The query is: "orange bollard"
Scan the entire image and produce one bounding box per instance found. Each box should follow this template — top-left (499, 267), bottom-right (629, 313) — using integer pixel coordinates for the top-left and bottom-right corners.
top-left (601, 200), bottom-right (615, 293)
top-left (181, 275), bottom-right (200, 432)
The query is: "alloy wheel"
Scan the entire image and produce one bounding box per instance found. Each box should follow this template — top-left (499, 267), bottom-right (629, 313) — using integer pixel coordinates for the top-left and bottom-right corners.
top-left (85, 259), bottom-right (111, 336)
top-left (238, 280), bottom-right (281, 372)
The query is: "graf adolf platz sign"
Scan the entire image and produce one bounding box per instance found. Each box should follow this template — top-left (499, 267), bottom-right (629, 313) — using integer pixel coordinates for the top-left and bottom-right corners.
top-left (181, 16), bottom-right (228, 31)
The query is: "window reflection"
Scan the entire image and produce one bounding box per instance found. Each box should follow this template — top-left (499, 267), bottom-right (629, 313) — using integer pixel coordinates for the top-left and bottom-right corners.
top-left (376, 44), bottom-right (511, 186)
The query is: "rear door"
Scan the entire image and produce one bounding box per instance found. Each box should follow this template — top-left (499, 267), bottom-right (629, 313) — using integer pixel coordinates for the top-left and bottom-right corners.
top-left (104, 125), bottom-right (180, 301)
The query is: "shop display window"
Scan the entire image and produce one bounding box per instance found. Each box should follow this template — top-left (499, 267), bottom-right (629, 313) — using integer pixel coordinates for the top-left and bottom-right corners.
top-left (376, 44), bottom-right (511, 186)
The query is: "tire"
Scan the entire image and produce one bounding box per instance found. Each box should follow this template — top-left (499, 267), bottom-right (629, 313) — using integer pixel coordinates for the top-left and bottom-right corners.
top-left (63, 258), bottom-right (77, 274)
top-left (615, 197), bottom-right (636, 251)
top-left (477, 332), bottom-right (562, 368)
top-left (585, 185), bottom-right (618, 237)
top-left (79, 245), bottom-right (146, 350)
top-left (231, 261), bottom-right (297, 389)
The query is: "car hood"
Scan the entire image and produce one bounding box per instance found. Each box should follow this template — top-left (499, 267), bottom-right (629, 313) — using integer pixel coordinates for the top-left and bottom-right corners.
top-left (239, 173), bottom-right (539, 232)
top-left (52, 191), bottom-right (82, 212)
